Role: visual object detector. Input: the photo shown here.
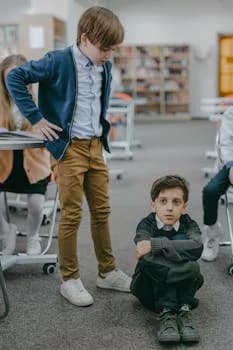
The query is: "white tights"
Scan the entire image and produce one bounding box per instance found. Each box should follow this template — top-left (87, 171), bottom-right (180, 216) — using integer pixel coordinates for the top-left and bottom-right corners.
top-left (0, 193), bottom-right (45, 237)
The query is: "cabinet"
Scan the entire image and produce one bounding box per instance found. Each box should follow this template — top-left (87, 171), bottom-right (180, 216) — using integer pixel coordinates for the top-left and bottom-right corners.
top-left (0, 24), bottom-right (18, 60)
top-left (18, 14), bottom-right (67, 60)
top-left (113, 44), bottom-right (190, 117)
top-left (218, 34), bottom-right (233, 96)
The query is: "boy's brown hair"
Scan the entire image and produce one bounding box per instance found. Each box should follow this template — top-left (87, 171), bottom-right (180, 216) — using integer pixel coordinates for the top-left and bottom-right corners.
top-left (150, 175), bottom-right (189, 202)
top-left (77, 6), bottom-right (124, 49)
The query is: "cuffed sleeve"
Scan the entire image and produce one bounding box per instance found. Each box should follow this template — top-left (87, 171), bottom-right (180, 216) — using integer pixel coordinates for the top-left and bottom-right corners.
top-left (151, 237), bottom-right (163, 254)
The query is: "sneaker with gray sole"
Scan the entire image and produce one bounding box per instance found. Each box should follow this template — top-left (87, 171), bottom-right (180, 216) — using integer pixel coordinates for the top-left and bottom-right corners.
top-left (177, 305), bottom-right (200, 342)
top-left (60, 278), bottom-right (94, 307)
top-left (96, 268), bottom-right (132, 292)
top-left (158, 310), bottom-right (180, 343)
top-left (201, 222), bottom-right (222, 261)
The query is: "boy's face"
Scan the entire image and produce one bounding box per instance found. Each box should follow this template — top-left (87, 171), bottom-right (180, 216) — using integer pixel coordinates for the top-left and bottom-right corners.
top-left (151, 187), bottom-right (187, 226)
top-left (79, 34), bottom-right (117, 66)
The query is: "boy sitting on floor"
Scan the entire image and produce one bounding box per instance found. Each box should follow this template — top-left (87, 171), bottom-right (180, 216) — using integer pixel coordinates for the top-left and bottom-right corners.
top-left (130, 175), bottom-right (204, 344)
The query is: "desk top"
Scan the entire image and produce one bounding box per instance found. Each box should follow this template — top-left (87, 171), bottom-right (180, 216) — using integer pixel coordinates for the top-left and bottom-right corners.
top-left (0, 138), bottom-right (44, 150)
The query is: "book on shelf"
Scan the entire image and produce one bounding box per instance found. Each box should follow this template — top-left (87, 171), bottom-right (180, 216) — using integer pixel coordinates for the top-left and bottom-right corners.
top-left (0, 129), bottom-right (44, 142)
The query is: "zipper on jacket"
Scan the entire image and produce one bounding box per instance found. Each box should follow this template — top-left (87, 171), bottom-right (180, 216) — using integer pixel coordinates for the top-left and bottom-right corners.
top-left (59, 48), bottom-right (78, 160)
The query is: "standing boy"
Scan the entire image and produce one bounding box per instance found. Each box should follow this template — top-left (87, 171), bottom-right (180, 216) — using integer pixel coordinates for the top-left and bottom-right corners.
top-left (131, 175), bottom-right (203, 343)
top-left (6, 6), bottom-right (131, 306)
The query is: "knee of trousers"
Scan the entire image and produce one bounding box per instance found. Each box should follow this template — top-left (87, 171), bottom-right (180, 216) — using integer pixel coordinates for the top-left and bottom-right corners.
top-left (90, 208), bottom-right (111, 222)
top-left (60, 208), bottom-right (82, 225)
top-left (203, 184), bottom-right (219, 201)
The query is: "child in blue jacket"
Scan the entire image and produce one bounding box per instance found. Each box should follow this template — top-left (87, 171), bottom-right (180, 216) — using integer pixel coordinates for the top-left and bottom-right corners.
top-left (6, 6), bottom-right (131, 307)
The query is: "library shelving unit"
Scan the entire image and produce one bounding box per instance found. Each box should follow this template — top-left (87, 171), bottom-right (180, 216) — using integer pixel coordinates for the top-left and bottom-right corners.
top-left (113, 44), bottom-right (190, 118)
top-left (0, 24), bottom-right (18, 59)
top-left (18, 14), bottom-right (67, 60)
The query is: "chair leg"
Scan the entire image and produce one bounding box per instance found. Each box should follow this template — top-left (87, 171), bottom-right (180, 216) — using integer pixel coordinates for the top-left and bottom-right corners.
top-left (0, 260), bottom-right (10, 319)
top-left (3, 192), bottom-right (10, 223)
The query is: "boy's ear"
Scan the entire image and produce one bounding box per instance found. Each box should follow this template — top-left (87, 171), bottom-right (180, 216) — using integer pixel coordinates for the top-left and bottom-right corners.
top-left (80, 33), bottom-right (88, 46)
top-left (151, 200), bottom-right (156, 213)
top-left (181, 201), bottom-right (188, 214)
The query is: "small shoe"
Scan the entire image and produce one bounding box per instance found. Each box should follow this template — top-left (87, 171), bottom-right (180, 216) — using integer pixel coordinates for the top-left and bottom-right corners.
top-left (201, 223), bottom-right (221, 261)
top-left (60, 278), bottom-right (94, 307)
top-left (2, 223), bottom-right (17, 255)
top-left (26, 236), bottom-right (42, 255)
top-left (96, 268), bottom-right (132, 292)
top-left (177, 305), bottom-right (200, 342)
top-left (158, 309), bottom-right (180, 343)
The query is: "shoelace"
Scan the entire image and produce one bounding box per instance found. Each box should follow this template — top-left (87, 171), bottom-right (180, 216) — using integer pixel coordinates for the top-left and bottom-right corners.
top-left (178, 311), bottom-right (194, 329)
top-left (160, 313), bottom-right (176, 331)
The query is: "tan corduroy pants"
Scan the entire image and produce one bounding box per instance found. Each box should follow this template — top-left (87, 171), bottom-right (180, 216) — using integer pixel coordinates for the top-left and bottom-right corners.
top-left (57, 138), bottom-right (115, 280)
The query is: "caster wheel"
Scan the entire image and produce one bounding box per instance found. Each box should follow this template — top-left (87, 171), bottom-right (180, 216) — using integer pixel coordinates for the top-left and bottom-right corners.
top-left (42, 215), bottom-right (51, 226)
top-left (228, 264), bottom-right (233, 276)
top-left (9, 206), bottom-right (17, 213)
top-left (43, 263), bottom-right (56, 275)
top-left (116, 174), bottom-right (122, 180)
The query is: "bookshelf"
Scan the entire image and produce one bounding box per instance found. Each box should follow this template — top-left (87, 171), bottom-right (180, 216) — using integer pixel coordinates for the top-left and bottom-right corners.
top-left (18, 14), bottom-right (67, 60)
top-left (0, 24), bottom-right (18, 60)
top-left (113, 44), bottom-right (190, 117)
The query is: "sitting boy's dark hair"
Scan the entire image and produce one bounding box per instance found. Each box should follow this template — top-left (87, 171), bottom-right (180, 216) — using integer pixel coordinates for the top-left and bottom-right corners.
top-left (150, 175), bottom-right (189, 202)
top-left (77, 6), bottom-right (124, 49)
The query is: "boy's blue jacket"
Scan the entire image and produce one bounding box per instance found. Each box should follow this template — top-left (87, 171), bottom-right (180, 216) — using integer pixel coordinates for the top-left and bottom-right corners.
top-left (6, 46), bottom-right (112, 160)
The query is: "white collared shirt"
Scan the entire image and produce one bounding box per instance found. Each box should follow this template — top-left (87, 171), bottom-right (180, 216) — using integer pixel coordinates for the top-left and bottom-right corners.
top-left (71, 44), bottom-right (103, 139)
top-left (155, 214), bottom-right (180, 232)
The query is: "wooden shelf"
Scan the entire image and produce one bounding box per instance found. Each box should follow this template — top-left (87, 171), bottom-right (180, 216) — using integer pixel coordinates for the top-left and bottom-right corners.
top-left (113, 44), bottom-right (190, 117)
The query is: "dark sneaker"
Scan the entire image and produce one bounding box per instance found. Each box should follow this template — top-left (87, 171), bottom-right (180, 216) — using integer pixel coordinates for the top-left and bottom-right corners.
top-left (157, 310), bottom-right (180, 343)
top-left (177, 305), bottom-right (200, 342)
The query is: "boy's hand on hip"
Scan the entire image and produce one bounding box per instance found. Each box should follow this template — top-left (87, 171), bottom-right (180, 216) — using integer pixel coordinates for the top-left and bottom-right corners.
top-left (136, 240), bottom-right (151, 259)
top-left (34, 118), bottom-right (62, 141)
top-left (229, 167), bottom-right (233, 185)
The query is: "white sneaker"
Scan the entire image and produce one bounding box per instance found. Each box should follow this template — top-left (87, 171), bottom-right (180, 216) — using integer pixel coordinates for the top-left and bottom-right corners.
top-left (96, 268), bottom-right (132, 292)
top-left (201, 222), bottom-right (222, 262)
top-left (2, 223), bottom-right (17, 255)
top-left (26, 236), bottom-right (42, 255)
top-left (60, 278), bottom-right (94, 306)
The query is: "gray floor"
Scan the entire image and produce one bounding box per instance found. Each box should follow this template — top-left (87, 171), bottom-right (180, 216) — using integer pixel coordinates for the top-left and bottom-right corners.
top-left (1, 120), bottom-right (233, 350)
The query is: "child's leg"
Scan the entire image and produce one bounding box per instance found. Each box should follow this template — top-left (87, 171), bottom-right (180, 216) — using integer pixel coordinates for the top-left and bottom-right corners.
top-left (57, 142), bottom-right (87, 281)
top-left (176, 274), bottom-right (204, 309)
top-left (26, 193), bottom-right (45, 254)
top-left (84, 138), bottom-right (131, 291)
top-left (202, 165), bottom-right (230, 261)
top-left (156, 283), bottom-right (180, 343)
top-left (84, 139), bottom-right (115, 275)
top-left (203, 165), bottom-right (230, 225)
top-left (0, 194), bottom-right (17, 254)
top-left (0, 193), bottom-right (11, 233)
top-left (175, 275), bottom-right (203, 343)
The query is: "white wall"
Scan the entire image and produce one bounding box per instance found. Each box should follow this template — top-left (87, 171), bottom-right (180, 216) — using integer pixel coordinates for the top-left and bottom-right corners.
top-left (0, 0), bottom-right (31, 23)
top-left (104, 0), bottom-right (233, 117)
top-left (29, 0), bottom-right (68, 20)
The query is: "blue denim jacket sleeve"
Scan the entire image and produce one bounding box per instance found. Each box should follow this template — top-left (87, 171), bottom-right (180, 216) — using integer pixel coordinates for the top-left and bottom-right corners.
top-left (6, 53), bottom-right (53, 125)
top-left (225, 161), bottom-right (233, 169)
